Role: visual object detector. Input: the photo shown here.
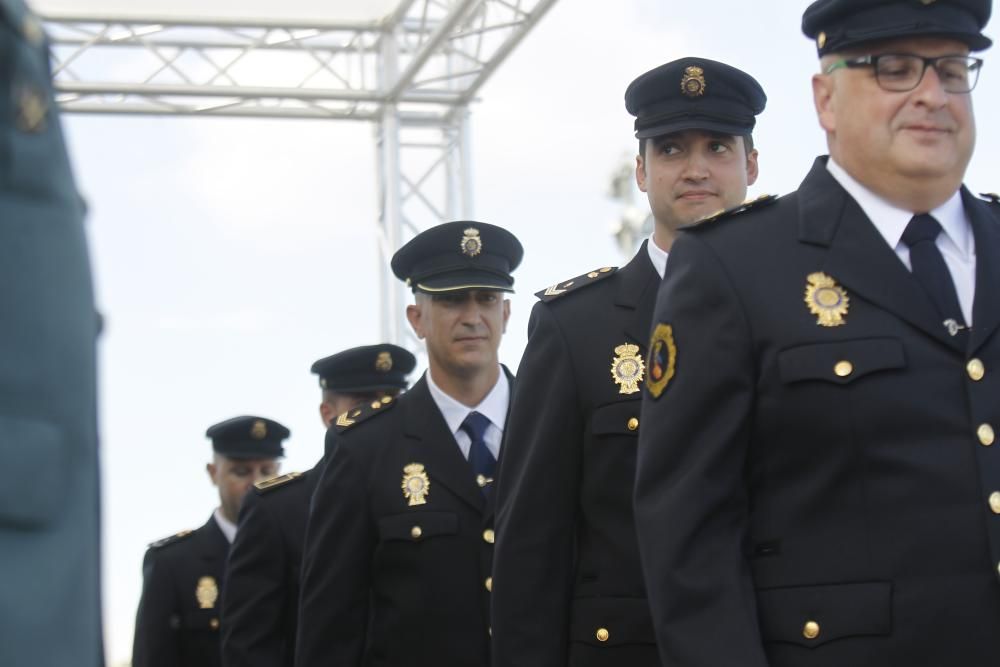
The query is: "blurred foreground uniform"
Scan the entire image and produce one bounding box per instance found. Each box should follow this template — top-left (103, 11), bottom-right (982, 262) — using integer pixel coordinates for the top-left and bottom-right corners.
top-left (134, 417), bottom-right (288, 667)
top-left (221, 345), bottom-right (416, 667)
top-left (0, 1), bottom-right (102, 666)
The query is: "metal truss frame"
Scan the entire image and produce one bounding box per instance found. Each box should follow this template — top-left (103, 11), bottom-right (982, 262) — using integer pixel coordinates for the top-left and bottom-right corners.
top-left (41, 0), bottom-right (558, 344)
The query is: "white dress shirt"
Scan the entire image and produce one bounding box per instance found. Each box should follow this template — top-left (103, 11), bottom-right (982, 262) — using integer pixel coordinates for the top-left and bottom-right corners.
top-left (827, 158), bottom-right (976, 325)
top-left (646, 235), bottom-right (670, 279)
top-left (426, 367), bottom-right (509, 460)
top-left (213, 507), bottom-right (237, 544)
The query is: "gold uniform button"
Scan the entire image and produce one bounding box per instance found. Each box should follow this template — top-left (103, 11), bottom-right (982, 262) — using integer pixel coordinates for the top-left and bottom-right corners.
top-left (595, 627), bottom-right (610, 642)
top-left (410, 525), bottom-right (422, 539)
top-left (483, 529), bottom-right (495, 544)
top-left (967, 358), bottom-right (985, 381)
top-left (626, 417), bottom-right (639, 431)
top-left (210, 618), bottom-right (220, 630)
top-left (23, 15), bottom-right (44, 46)
top-left (803, 621), bottom-right (820, 640)
top-left (16, 88), bottom-right (47, 133)
top-left (485, 577), bottom-right (493, 592)
top-left (834, 361), bottom-right (853, 378)
top-left (990, 492), bottom-right (1000, 515)
top-left (979, 424), bottom-right (995, 447)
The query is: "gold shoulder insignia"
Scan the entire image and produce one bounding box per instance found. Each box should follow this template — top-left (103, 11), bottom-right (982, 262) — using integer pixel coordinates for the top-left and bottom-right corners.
top-left (148, 529), bottom-right (194, 549)
top-left (334, 395), bottom-right (397, 433)
top-left (254, 471), bottom-right (303, 493)
top-left (979, 192), bottom-right (1000, 205)
top-left (535, 266), bottom-right (618, 302)
top-left (685, 193), bottom-right (779, 228)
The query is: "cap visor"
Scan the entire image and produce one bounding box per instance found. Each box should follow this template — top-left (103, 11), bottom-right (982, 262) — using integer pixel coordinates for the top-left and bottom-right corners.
top-left (414, 270), bottom-right (514, 294)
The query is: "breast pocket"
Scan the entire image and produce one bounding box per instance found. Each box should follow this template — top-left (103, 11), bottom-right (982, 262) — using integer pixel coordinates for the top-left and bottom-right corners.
top-left (0, 2), bottom-right (78, 202)
top-left (777, 338), bottom-right (906, 385)
top-left (591, 400), bottom-right (642, 438)
top-left (378, 511), bottom-right (458, 543)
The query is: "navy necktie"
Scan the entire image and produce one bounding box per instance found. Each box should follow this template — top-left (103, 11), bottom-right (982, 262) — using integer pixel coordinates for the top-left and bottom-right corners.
top-left (901, 214), bottom-right (968, 343)
top-left (460, 411), bottom-right (496, 495)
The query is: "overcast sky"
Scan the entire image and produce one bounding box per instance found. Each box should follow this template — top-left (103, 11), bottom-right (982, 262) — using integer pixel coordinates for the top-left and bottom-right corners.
top-left (41, 0), bottom-right (1000, 663)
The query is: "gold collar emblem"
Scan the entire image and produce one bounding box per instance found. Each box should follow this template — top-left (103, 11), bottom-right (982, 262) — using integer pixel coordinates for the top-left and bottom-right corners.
top-left (611, 343), bottom-right (645, 395)
top-left (805, 272), bottom-right (849, 327)
top-left (402, 463), bottom-right (430, 506)
top-left (375, 351), bottom-right (393, 372)
top-left (460, 227), bottom-right (482, 257)
top-left (646, 324), bottom-right (677, 399)
top-left (681, 66), bottom-right (706, 97)
top-left (196, 576), bottom-right (218, 609)
top-left (250, 419), bottom-right (267, 439)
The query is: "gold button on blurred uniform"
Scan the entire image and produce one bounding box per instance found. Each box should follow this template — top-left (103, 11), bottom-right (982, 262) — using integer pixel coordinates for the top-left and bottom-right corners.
top-left (968, 358), bottom-right (985, 381)
top-left (22, 15), bottom-right (44, 45)
top-left (16, 88), bottom-right (47, 133)
top-left (485, 577), bottom-right (493, 592)
top-left (979, 424), bottom-right (995, 446)
top-left (834, 361), bottom-right (853, 377)
top-left (410, 525), bottom-right (422, 539)
top-left (210, 618), bottom-right (220, 630)
top-left (483, 529), bottom-right (495, 544)
top-left (627, 417), bottom-right (639, 431)
top-left (990, 492), bottom-right (1000, 515)
top-left (596, 628), bottom-right (610, 642)
top-left (803, 621), bottom-right (820, 640)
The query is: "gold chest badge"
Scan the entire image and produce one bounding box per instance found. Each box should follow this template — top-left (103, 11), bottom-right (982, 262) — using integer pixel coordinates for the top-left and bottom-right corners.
top-left (646, 324), bottom-right (677, 399)
top-left (611, 343), bottom-right (645, 395)
top-left (402, 463), bottom-right (430, 506)
top-left (196, 576), bottom-right (218, 609)
top-left (805, 272), bottom-right (849, 327)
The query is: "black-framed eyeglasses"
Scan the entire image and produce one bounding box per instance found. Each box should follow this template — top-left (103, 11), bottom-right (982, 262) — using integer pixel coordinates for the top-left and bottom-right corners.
top-left (825, 54), bottom-right (984, 93)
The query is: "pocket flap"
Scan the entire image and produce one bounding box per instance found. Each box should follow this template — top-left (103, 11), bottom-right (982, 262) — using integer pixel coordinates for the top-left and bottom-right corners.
top-left (569, 596), bottom-right (656, 646)
top-left (756, 581), bottom-right (892, 648)
top-left (0, 415), bottom-right (67, 528)
top-left (378, 511), bottom-right (458, 542)
top-left (778, 338), bottom-right (905, 385)
top-left (591, 401), bottom-right (641, 437)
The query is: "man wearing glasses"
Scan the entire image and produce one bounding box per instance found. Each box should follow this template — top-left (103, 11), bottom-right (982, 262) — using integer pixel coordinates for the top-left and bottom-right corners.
top-left (635, 1), bottom-right (1000, 666)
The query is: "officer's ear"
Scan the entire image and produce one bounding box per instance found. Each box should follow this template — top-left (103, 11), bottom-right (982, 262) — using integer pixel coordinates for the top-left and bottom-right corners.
top-left (206, 461), bottom-right (219, 487)
top-left (406, 296), bottom-right (427, 339)
top-left (319, 401), bottom-right (335, 428)
top-left (745, 148), bottom-right (759, 187)
top-left (635, 154), bottom-right (648, 193)
top-left (501, 299), bottom-right (511, 333)
top-left (813, 67), bottom-right (837, 133)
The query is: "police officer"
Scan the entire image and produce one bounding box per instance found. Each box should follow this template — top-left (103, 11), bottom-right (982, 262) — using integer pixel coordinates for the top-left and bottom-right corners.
top-left (296, 221), bottom-right (522, 667)
top-left (491, 59), bottom-right (765, 666)
top-left (133, 416), bottom-right (289, 667)
top-left (221, 345), bottom-right (416, 667)
top-left (635, 1), bottom-right (1000, 666)
top-left (0, 2), bottom-right (103, 666)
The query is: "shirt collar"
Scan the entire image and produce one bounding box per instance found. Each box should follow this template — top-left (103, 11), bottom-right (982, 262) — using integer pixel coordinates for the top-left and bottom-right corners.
top-left (646, 235), bottom-right (669, 279)
top-left (213, 507), bottom-right (237, 543)
top-left (826, 157), bottom-right (971, 258)
top-left (426, 366), bottom-right (509, 436)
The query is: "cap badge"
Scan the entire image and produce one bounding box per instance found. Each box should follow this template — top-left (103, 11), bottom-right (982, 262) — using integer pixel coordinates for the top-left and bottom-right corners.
top-left (817, 31), bottom-right (827, 49)
top-left (375, 351), bottom-right (393, 372)
top-left (646, 324), bottom-right (677, 399)
top-left (196, 576), bottom-right (218, 609)
top-left (460, 227), bottom-right (483, 257)
top-left (804, 272), bottom-right (849, 327)
top-left (250, 419), bottom-right (267, 439)
top-left (402, 463), bottom-right (430, 506)
top-left (681, 66), bottom-right (706, 97)
top-left (611, 343), bottom-right (645, 395)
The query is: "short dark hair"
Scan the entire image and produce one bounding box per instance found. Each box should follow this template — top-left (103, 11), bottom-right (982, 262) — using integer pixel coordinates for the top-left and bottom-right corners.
top-left (639, 133), bottom-right (755, 160)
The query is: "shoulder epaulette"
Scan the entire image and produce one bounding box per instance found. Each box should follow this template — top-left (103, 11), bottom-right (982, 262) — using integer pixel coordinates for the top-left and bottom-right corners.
top-left (254, 471), bottom-right (303, 494)
top-left (334, 395), bottom-right (397, 433)
top-left (683, 193), bottom-right (779, 229)
top-left (978, 192), bottom-right (1000, 205)
top-left (148, 529), bottom-right (193, 549)
top-left (535, 266), bottom-right (618, 302)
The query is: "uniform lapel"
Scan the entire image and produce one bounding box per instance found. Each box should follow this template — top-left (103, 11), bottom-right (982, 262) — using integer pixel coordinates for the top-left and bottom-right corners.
top-left (798, 158), bottom-right (958, 350)
top-left (402, 378), bottom-right (485, 513)
top-left (965, 189), bottom-right (1000, 353)
top-left (615, 242), bottom-right (661, 350)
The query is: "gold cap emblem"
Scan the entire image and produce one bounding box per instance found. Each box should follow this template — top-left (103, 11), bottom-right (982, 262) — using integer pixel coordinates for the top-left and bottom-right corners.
top-left (250, 419), bottom-right (267, 439)
top-left (646, 324), bottom-right (677, 399)
top-left (402, 463), bottom-right (430, 506)
top-left (804, 272), bottom-right (849, 327)
top-left (611, 343), bottom-right (645, 395)
top-left (817, 31), bottom-right (827, 49)
top-left (196, 576), bottom-right (218, 609)
top-left (460, 227), bottom-right (483, 257)
top-left (375, 351), bottom-right (393, 372)
top-left (681, 66), bottom-right (706, 97)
